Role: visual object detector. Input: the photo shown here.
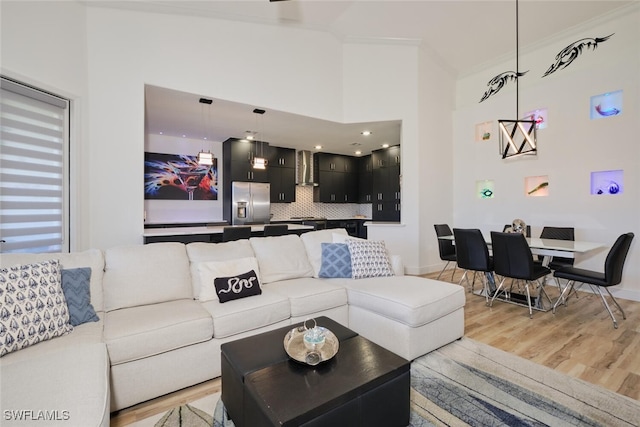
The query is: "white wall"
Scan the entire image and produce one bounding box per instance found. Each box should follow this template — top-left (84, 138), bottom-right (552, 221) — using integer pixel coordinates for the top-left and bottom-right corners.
top-left (83, 7), bottom-right (344, 249)
top-left (453, 6), bottom-right (640, 298)
top-left (1, 1), bottom-right (91, 250)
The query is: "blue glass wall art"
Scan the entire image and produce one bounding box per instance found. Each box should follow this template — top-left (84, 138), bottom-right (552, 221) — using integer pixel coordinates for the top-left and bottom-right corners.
top-left (590, 90), bottom-right (622, 120)
top-left (591, 170), bottom-right (623, 195)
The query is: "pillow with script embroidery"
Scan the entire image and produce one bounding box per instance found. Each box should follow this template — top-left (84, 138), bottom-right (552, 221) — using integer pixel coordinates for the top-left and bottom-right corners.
top-left (213, 270), bottom-right (262, 303)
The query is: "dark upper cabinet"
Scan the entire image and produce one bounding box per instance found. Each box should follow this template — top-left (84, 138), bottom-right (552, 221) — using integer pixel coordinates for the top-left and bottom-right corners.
top-left (316, 153), bottom-right (355, 173)
top-left (267, 146), bottom-right (296, 168)
top-left (313, 152), bottom-right (358, 203)
top-left (372, 145), bottom-right (401, 221)
top-left (224, 138), bottom-right (269, 183)
top-left (268, 146), bottom-right (296, 203)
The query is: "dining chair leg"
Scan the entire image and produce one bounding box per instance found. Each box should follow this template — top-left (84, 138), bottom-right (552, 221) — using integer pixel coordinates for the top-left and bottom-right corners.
top-left (589, 283), bottom-right (627, 329)
top-left (450, 265), bottom-right (457, 282)
top-left (436, 261), bottom-right (451, 280)
top-left (552, 280), bottom-right (576, 313)
top-left (604, 287), bottom-right (626, 320)
top-left (458, 270), bottom-right (469, 288)
top-left (525, 282), bottom-right (533, 318)
top-left (489, 278), bottom-right (507, 307)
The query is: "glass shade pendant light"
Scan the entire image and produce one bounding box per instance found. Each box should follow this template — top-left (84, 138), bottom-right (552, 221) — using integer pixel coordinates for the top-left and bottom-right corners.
top-left (197, 97), bottom-right (214, 166)
top-left (498, 0), bottom-right (537, 159)
top-left (251, 108), bottom-right (268, 170)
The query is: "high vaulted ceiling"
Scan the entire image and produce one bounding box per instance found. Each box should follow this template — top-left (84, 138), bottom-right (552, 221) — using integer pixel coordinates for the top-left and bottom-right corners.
top-left (103, 0), bottom-right (633, 155)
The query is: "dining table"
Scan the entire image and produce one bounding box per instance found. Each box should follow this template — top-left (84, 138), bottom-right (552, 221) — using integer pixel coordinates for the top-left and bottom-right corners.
top-left (438, 233), bottom-right (605, 312)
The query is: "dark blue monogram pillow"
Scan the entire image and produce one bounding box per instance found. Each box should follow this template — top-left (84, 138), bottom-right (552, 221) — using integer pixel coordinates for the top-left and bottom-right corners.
top-left (213, 269), bottom-right (262, 303)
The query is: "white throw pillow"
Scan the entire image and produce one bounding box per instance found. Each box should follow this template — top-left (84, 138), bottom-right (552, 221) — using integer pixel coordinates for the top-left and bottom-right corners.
top-left (186, 240), bottom-right (255, 299)
top-left (198, 257), bottom-right (262, 302)
top-left (300, 229), bottom-right (349, 278)
top-left (249, 235), bottom-right (314, 284)
top-left (346, 240), bottom-right (395, 279)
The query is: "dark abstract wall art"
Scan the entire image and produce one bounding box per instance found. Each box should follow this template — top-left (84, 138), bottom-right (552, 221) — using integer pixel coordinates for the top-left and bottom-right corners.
top-left (144, 152), bottom-right (218, 201)
top-left (479, 70), bottom-right (528, 103)
top-left (542, 34), bottom-right (614, 77)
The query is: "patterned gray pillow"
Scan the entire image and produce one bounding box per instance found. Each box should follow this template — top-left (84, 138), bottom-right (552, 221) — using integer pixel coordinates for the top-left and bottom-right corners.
top-left (61, 267), bottom-right (99, 326)
top-left (346, 240), bottom-right (395, 279)
top-left (0, 260), bottom-right (73, 357)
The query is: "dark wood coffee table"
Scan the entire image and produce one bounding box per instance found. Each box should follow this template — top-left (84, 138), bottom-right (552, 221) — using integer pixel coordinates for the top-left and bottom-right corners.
top-left (221, 317), bottom-right (410, 427)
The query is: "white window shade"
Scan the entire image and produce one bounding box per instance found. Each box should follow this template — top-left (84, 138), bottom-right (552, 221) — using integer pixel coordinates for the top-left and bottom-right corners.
top-left (1, 78), bottom-right (69, 253)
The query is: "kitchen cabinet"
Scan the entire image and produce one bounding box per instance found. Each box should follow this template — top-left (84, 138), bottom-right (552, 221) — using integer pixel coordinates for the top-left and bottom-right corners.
top-left (357, 155), bottom-right (373, 203)
top-left (313, 152), bottom-right (358, 203)
top-left (268, 146), bottom-right (296, 203)
top-left (372, 145), bottom-right (400, 221)
top-left (223, 138), bottom-right (269, 183)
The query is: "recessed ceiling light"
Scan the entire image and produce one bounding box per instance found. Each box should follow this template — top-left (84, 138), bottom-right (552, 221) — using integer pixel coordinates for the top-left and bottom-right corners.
top-left (382, 143), bottom-right (390, 148)
top-left (355, 150), bottom-right (362, 155)
top-left (361, 130), bottom-right (372, 136)
top-left (182, 134), bottom-right (187, 138)
top-left (315, 145), bottom-right (322, 150)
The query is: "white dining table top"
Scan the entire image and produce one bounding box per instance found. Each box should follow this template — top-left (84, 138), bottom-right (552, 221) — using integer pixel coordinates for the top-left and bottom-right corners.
top-left (439, 234), bottom-right (604, 254)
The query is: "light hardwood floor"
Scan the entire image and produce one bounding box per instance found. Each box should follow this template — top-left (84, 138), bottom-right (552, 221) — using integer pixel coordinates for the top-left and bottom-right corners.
top-left (111, 270), bottom-right (640, 426)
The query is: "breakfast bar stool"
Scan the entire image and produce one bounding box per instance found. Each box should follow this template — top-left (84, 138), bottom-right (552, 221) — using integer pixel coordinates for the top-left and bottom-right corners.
top-left (263, 224), bottom-right (288, 237)
top-left (223, 226), bottom-right (252, 242)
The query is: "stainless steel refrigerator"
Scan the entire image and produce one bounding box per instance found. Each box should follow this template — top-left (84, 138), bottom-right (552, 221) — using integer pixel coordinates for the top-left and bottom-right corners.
top-left (231, 182), bottom-right (271, 225)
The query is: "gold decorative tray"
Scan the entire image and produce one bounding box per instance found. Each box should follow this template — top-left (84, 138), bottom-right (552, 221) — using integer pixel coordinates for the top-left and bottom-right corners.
top-left (283, 325), bottom-right (339, 366)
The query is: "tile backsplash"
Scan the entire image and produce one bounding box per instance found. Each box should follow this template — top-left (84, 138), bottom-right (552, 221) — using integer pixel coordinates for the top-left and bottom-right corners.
top-left (270, 186), bottom-right (372, 220)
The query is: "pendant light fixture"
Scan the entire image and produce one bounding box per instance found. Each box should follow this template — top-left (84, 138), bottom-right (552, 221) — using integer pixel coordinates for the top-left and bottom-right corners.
top-left (498, 0), bottom-right (537, 160)
top-left (251, 108), bottom-right (268, 170)
top-left (197, 97), bottom-right (214, 166)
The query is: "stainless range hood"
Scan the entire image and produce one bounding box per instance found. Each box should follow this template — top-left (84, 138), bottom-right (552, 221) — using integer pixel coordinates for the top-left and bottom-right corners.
top-left (296, 150), bottom-right (317, 186)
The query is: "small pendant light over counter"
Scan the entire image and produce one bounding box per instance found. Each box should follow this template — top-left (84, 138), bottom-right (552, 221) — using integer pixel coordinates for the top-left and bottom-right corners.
top-left (197, 97), bottom-right (215, 166)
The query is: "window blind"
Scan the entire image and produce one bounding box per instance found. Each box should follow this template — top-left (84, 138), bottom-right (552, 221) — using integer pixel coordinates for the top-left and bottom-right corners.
top-left (0, 77), bottom-right (69, 253)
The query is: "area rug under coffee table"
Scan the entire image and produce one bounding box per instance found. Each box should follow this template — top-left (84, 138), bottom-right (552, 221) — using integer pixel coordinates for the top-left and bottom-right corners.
top-left (127, 337), bottom-right (640, 427)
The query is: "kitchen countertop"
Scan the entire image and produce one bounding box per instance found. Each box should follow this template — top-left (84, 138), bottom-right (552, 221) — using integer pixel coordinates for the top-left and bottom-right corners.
top-left (142, 223), bottom-right (313, 237)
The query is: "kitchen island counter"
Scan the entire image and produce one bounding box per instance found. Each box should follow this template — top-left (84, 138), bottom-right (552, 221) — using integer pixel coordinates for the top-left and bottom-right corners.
top-left (143, 223), bottom-right (313, 244)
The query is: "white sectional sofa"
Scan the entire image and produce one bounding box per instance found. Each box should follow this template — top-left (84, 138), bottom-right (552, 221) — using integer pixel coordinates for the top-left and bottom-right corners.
top-left (0, 229), bottom-right (465, 426)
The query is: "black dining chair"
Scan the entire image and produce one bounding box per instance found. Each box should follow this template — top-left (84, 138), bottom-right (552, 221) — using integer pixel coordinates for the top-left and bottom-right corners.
top-left (263, 224), bottom-right (288, 237)
top-left (537, 226), bottom-right (575, 270)
top-left (434, 224), bottom-right (457, 281)
top-left (490, 231), bottom-right (552, 318)
top-left (222, 226), bottom-right (252, 242)
top-left (552, 232), bottom-right (634, 329)
top-left (453, 228), bottom-right (494, 302)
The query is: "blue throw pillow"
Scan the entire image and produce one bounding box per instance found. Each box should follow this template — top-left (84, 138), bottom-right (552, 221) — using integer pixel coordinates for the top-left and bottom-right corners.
top-left (61, 267), bottom-right (100, 326)
top-left (318, 243), bottom-right (352, 278)
top-left (214, 269), bottom-right (262, 303)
